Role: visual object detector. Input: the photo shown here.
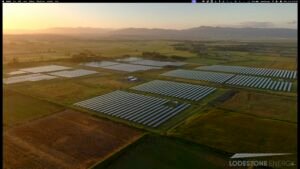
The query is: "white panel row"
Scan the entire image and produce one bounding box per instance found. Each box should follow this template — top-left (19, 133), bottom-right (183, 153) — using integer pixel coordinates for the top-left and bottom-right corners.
top-left (49, 69), bottom-right (97, 77)
top-left (81, 61), bottom-right (160, 72)
top-left (3, 74), bottom-right (57, 84)
top-left (197, 65), bottom-right (297, 79)
top-left (74, 90), bottom-right (190, 128)
top-left (20, 65), bottom-right (71, 73)
top-left (129, 59), bottom-right (186, 67)
top-left (161, 69), bottom-right (235, 83)
top-left (226, 75), bottom-right (293, 92)
top-left (131, 80), bottom-right (216, 101)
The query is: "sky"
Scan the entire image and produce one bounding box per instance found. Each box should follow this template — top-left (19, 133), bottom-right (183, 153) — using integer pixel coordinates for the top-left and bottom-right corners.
top-left (3, 3), bottom-right (297, 32)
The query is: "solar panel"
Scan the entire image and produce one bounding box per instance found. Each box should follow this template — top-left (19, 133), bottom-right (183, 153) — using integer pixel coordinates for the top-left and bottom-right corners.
top-left (161, 69), bottom-right (235, 83)
top-left (49, 69), bottom-right (98, 78)
top-left (81, 61), bottom-right (160, 72)
top-left (162, 69), bottom-right (293, 92)
top-left (116, 57), bottom-right (142, 62)
top-left (226, 75), bottom-right (293, 92)
top-left (130, 59), bottom-right (186, 67)
top-left (196, 65), bottom-right (297, 79)
top-left (81, 61), bottom-right (120, 68)
top-left (3, 74), bottom-right (57, 84)
top-left (74, 90), bottom-right (190, 128)
top-left (101, 63), bottom-right (161, 72)
top-left (131, 80), bottom-right (216, 101)
top-left (20, 65), bottom-right (71, 73)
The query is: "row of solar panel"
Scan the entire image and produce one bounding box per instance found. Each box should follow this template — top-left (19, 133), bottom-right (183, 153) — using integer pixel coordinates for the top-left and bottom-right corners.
top-left (226, 75), bottom-right (292, 92)
top-left (131, 80), bottom-right (216, 101)
top-left (4, 68), bottom-right (98, 84)
top-left (81, 61), bottom-right (160, 72)
top-left (19, 65), bottom-right (72, 73)
top-left (161, 69), bottom-right (294, 92)
top-left (7, 65), bottom-right (71, 76)
top-left (161, 69), bottom-right (235, 83)
top-left (129, 59), bottom-right (186, 67)
top-left (74, 91), bottom-right (190, 128)
top-left (49, 69), bottom-right (97, 78)
top-left (3, 74), bottom-right (57, 84)
top-left (197, 65), bottom-right (297, 79)
top-left (81, 59), bottom-right (186, 72)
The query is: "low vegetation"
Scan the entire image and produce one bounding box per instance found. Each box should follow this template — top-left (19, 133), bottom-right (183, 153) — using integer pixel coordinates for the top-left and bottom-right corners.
top-left (3, 89), bottom-right (64, 127)
top-left (170, 108), bottom-right (297, 153)
top-left (3, 37), bottom-right (297, 169)
top-left (4, 110), bottom-right (142, 169)
top-left (219, 91), bottom-right (297, 122)
top-left (93, 134), bottom-right (231, 169)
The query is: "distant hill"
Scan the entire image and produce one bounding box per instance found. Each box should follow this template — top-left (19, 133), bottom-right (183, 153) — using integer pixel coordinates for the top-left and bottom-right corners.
top-left (108, 27), bottom-right (297, 40)
top-left (4, 26), bottom-right (297, 40)
top-left (40, 27), bottom-right (114, 35)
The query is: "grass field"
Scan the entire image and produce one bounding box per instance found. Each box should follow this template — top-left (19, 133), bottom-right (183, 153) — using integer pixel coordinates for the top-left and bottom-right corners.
top-left (175, 41), bottom-right (297, 69)
top-left (225, 56), bottom-right (297, 70)
top-left (5, 71), bottom-right (138, 105)
top-left (3, 39), bottom-right (196, 64)
top-left (3, 89), bottom-right (64, 127)
top-left (219, 91), bottom-right (297, 122)
top-left (93, 134), bottom-right (234, 169)
top-left (5, 64), bottom-right (225, 132)
top-left (3, 38), bottom-right (298, 169)
top-left (170, 108), bottom-right (297, 154)
top-left (4, 110), bottom-right (142, 169)
top-left (4, 37), bottom-right (297, 71)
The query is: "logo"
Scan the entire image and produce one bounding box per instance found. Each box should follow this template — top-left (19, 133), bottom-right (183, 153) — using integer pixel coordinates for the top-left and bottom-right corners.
top-left (229, 153), bottom-right (296, 167)
top-left (231, 153), bottom-right (293, 159)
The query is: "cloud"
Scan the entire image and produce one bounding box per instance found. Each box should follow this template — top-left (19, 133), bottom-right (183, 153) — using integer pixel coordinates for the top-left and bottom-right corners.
top-left (238, 21), bottom-right (275, 28)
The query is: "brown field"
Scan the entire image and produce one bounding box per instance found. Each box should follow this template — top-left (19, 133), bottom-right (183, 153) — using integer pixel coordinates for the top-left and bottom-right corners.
top-left (4, 110), bottom-right (142, 169)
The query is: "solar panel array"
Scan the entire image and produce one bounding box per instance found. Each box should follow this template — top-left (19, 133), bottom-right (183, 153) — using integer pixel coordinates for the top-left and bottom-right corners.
top-left (197, 65), bottom-right (297, 79)
top-left (81, 61), bottom-right (119, 68)
top-left (81, 61), bottom-right (160, 72)
top-left (49, 69), bottom-right (98, 78)
top-left (3, 74), bottom-right (57, 84)
top-left (101, 63), bottom-right (161, 72)
top-left (74, 90), bottom-right (190, 128)
top-left (20, 65), bottom-right (71, 73)
top-left (161, 69), bottom-right (235, 83)
top-left (131, 80), bottom-right (216, 101)
top-left (116, 57), bottom-right (142, 62)
top-left (130, 59), bottom-right (186, 67)
top-left (226, 75), bottom-right (293, 92)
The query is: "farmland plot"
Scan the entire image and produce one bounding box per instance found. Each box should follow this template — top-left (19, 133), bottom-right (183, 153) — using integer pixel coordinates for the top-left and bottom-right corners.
top-left (4, 110), bottom-right (142, 169)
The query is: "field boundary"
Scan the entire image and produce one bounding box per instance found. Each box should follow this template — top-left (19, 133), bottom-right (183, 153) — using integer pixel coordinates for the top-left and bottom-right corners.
top-left (88, 133), bottom-right (147, 169)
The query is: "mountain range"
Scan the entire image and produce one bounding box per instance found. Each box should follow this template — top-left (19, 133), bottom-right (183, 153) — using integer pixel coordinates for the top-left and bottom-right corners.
top-left (4, 26), bottom-right (297, 40)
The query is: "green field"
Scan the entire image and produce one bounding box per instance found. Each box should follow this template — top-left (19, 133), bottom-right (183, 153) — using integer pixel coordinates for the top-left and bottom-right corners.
top-left (176, 41), bottom-right (297, 69)
top-left (3, 89), bottom-right (64, 127)
top-left (93, 134), bottom-right (231, 169)
top-left (3, 38), bottom-right (298, 169)
top-left (4, 62), bottom-right (228, 133)
top-left (219, 91), bottom-right (297, 122)
top-left (5, 73), bottom-right (132, 105)
top-left (3, 38), bottom-right (196, 64)
top-left (170, 108), bottom-right (297, 153)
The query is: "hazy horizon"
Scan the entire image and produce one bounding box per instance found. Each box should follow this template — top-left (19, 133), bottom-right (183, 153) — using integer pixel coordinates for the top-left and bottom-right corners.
top-left (3, 3), bottom-right (297, 34)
